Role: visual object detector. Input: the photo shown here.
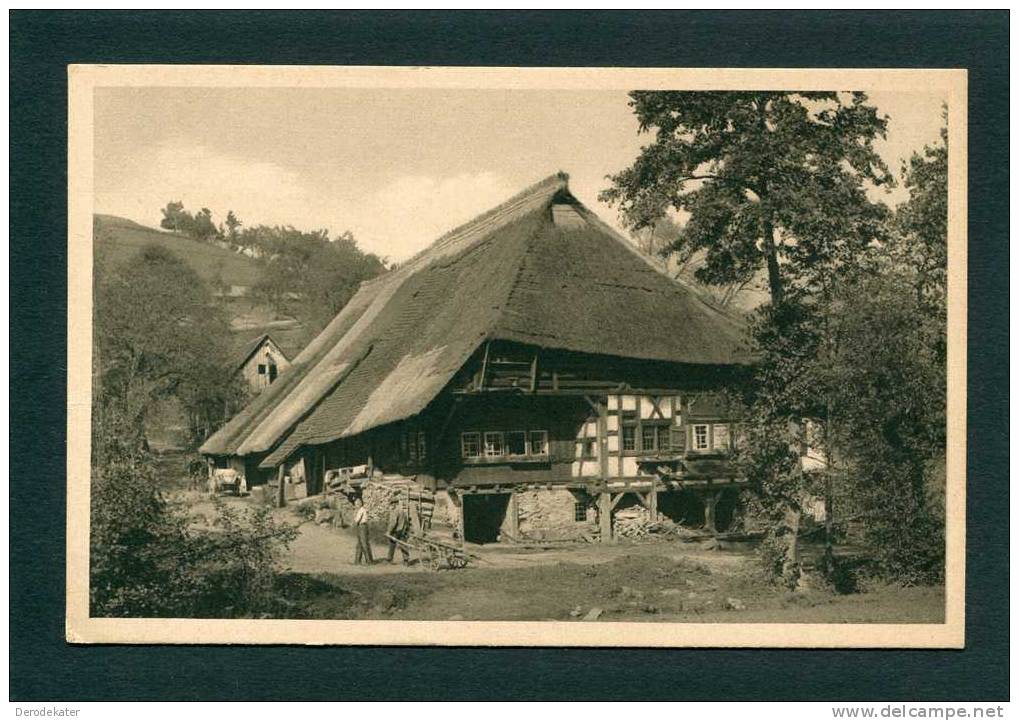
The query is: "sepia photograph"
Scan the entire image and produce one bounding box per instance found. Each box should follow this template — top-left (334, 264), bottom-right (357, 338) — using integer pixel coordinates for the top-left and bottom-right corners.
top-left (65, 65), bottom-right (966, 647)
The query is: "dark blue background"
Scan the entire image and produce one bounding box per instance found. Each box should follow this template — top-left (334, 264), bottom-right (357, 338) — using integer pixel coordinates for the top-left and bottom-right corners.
top-left (9, 10), bottom-right (1009, 701)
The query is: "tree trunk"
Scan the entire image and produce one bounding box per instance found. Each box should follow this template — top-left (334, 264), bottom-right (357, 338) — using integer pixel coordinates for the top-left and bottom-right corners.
top-left (823, 406), bottom-right (837, 581)
top-left (275, 464), bottom-right (286, 508)
top-left (823, 476), bottom-right (835, 579)
top-left (782, 503), bottom-right (801, 588)
top-left (761, 218), bottom-right (784, 305)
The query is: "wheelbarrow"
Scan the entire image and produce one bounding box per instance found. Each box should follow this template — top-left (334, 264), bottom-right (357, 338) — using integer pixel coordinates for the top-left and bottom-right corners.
top-left (386, 532), bottom-right (477, 570)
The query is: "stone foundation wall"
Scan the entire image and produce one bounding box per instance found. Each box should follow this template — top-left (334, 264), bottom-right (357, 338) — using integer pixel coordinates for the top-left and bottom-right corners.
top-left (513, 488), bottom-right (596, 540)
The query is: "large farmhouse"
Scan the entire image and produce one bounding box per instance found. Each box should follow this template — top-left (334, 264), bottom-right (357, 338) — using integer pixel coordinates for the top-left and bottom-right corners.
top-left (200, 173), bottom-right (751, 541)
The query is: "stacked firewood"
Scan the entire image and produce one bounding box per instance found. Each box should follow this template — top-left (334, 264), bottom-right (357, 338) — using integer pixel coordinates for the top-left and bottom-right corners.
top-left (361, 481), bottom-right (402, 522)
top-left (614, 506), bottom-right (692, 540)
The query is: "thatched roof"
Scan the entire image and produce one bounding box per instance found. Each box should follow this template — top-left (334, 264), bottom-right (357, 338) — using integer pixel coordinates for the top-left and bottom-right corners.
top-left (200, 172), bottom-right (749, 466)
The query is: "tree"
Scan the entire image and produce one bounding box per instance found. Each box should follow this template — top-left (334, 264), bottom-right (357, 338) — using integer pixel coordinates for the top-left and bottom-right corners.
top-left (225, 210), bottom-right (242, 240)
top-left (90, 413), bottom-right (298, 617)
top-left (159, 200), bottom-right (187, 232)
top-left (192, 207), bottom-right (218, 241)
top-left (94, 243), bottom-right (242, 447)
top-left (602, 92), bottom-right (900, 587)
top-left (893, 112), bottom-right (948, 309)
top-left (733, 118), bottom-right (949, 587)
top-left (250, 225), bottom-right (386, 332)
top-left (601, 91), bottom-right (893, 305)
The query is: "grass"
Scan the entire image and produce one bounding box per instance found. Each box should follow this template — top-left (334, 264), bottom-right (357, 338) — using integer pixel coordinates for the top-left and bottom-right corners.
top-left (275, 552), bottom-right (946, 624)
top-left (93, 214), bottom-right (263, 288)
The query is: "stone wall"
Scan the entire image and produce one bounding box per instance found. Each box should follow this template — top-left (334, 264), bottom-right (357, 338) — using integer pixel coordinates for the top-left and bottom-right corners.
top-left (513, 488), bottom-right (596, 540)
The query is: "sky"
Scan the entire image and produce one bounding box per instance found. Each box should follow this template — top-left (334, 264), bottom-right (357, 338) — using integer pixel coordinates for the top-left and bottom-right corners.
top-left (93, 87), bottom-right (947, 263)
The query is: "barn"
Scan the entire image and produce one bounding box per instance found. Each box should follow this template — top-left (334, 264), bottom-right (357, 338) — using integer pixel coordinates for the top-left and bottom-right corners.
top-left (200, 173), bottom-right (751, 541)
top-left (233, 333), bottom-right (291, 393)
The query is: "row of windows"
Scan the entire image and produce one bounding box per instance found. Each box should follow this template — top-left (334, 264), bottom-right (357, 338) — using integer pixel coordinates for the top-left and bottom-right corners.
top-left (462, 430), bottom-right (549, 460)
top-left (618, 422), bottom-right (729, 453)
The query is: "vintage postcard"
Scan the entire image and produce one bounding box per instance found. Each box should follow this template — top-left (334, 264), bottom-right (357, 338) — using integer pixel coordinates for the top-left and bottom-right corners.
top-left (66, 65), bottom-right (966, 647)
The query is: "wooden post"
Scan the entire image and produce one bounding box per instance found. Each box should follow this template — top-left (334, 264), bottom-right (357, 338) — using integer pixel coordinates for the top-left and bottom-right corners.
top-left (477, 341), bottom-right (490, 391)
top-left (507, 492), bottom-right (519, 540)
top-left (457, 492), bottom-right (466, 544)
top-left (598, 491), bottom-right (613, 541)
top-left (275, 464), bottom-right (286, 508)
top-left (703, 490), bottom-right (718, 534)
top-left (596, 398), bottom-right (611, 542)
top-left (649, 483), bottom-right (659, 522)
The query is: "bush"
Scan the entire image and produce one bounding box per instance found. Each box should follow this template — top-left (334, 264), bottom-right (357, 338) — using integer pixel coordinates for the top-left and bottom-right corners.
top-left (90, 441), bottom-right (298, 618)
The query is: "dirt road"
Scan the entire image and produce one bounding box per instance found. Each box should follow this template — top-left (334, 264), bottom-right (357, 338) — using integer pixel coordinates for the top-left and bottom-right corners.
top-left (189, 493), bottom-right (945, 624)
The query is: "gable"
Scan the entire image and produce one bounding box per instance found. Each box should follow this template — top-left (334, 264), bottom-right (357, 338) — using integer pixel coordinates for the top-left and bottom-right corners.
top-left (202, 172), bottom-right (749, 466)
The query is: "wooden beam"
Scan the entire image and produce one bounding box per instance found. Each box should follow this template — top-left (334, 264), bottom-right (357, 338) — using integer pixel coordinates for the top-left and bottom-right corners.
top-left (434, 397), bottom-right (462, 445)
top-left (610, 492), bottom-right (627, 511)
top-left (507, 492), bottom-right (519, 539)
top-left (598, 492), bottom-right (612, 541)
top-left (597, 398), bottom-right (609, 480)
top-left (703, 490), bottom-right (723, 535)
top-left (529, 353), bottom-right (538, 393)
top-left (275, 464), bottom-right (286, 508)
top-left (480, 341), bottom-right (493, 391)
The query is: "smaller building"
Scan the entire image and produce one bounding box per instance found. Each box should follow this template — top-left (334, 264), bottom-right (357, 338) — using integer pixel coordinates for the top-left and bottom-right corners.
top-left (234, 333), bottom-right (291, 393)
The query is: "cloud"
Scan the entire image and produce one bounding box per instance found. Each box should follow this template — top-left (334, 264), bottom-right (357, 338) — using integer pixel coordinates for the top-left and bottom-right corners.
top-left (95, 140), bottom-right (314, 232)
top-left (96, 144), bottom-right (516, 263)
top-left (350, 172), bottom-right (516, 261)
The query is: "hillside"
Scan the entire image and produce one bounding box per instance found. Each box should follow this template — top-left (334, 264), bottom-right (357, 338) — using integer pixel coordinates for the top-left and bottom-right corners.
top-left (93, 214), bottom-right (264, 288)
top-left (93, 213), bottom-right (314, 363)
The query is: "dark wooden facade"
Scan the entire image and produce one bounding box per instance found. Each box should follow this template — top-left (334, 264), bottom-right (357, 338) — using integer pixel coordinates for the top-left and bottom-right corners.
top-left (294, 341), bottom-right (746, 539)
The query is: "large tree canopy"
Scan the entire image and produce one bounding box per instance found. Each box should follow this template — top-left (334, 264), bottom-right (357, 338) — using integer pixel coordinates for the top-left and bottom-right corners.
top-left (600, 91), bottom-right (894, 304)
top-left (94, 243), bottom-right (241, 446)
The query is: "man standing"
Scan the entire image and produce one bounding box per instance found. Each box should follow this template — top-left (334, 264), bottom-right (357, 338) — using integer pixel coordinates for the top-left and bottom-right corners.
top-left (352, 497), bottom-right (374, 565)
top-left (386, 497), bottom-right (412, 565)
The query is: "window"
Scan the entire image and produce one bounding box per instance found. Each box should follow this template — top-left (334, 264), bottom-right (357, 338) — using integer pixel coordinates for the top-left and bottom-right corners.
top-left (528, 430), bottom-right (548, 456)
top-left (692, 424), bottom-right (710, 451)
top-left (622, 425), bottom-right (636, 452)
top-left (574, 500), bottom-right (588, 522)
top-left (257, 364), bottom-right (267, 375)
top-left (641, 425), bottom-right (657, 453)
top-left (581, 438), bottom-right (597, 459)
top-left (657, 425), bottom-right (672, 452)
top-left (462, 429), bottom-right (548, 460)
top-left (461, 432), bottom-right (480, 458)
top-left (712, 424), bottom-right (730, 451)
top-left (484, 432), bottom-right (504, 458)
top-left (506, 431), bottom-right (527, 457)
top-left (268, 363), bottom-right (278, 383)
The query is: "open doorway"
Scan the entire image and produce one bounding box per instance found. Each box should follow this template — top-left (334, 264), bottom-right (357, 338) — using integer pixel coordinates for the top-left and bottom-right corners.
top-left (462, 493), bottom-right (510, 544)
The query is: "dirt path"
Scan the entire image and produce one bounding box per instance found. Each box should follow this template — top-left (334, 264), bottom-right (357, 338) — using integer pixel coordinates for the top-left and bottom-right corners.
top-left (184, 492), bottom-right (945, 624)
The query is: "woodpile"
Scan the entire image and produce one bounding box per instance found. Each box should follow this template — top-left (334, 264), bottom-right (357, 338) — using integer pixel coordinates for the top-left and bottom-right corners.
top-left (614, 506), bottom-right (698, 540)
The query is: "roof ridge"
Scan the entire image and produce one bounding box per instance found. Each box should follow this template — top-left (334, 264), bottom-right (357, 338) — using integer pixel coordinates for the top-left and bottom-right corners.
top-left (359, 171), bottom-right (568, 288)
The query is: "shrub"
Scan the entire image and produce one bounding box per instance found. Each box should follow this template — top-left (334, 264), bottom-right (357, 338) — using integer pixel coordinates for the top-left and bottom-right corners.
top-left (90, 440), bottom-right (298, 618)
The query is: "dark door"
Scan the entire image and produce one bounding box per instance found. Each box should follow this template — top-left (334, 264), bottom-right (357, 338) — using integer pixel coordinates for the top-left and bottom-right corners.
top-left (462, 493), bottom-right (511, 544)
